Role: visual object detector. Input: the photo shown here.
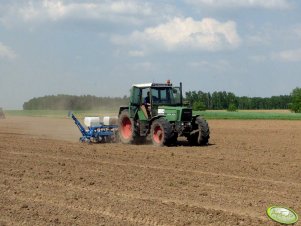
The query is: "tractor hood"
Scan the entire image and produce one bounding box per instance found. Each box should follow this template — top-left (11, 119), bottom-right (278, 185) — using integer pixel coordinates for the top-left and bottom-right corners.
top-left (157, 106), bottom-right (192, 122)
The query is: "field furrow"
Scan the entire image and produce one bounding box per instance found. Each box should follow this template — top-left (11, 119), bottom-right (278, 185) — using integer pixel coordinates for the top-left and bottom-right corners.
top-left (1, 116), bottom-right (300, 225)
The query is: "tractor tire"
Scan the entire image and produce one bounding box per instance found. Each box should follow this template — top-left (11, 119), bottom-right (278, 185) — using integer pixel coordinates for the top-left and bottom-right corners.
top-left (150, 118), bottom-right (173, 146)
top-left (118, 110), bottom-right (137, 144)
top-left (169, 133), bottom-right (178, 145)
top-left (188, 116), bottom-right (210, 146)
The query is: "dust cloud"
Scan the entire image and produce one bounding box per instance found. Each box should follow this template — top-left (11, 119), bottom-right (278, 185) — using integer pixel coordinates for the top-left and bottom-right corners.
top-left (0, 108), bottom-right (5, 119)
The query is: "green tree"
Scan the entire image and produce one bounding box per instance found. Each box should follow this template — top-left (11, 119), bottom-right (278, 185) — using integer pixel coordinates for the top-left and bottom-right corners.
top-left (227, 103), bottom-right (238, 112)
top-left (193, 101), bottom-right (206, 111)
top-left (289, 87), bottom-right (301, 113)
top-left (23, 95), bottom-right (129, 110)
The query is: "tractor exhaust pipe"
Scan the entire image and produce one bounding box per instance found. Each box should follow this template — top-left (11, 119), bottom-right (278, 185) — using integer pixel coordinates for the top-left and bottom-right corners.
top-left (180, 82), bottom-right (183, 105)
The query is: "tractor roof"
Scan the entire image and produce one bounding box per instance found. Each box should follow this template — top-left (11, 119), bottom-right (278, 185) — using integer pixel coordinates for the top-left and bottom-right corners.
top-left (132, 83), bottom-right (172, 88)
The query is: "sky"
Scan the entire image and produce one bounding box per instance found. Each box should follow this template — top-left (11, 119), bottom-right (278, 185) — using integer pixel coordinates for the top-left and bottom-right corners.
top-left (0, 0), bottom-right (301, 109)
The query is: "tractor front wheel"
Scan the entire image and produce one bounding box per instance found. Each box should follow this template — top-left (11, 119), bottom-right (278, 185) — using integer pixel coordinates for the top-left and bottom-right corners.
top-left (188, 116), bottom-right (210, 146)
top-left (150, 118), bottom-right (173, 146)
top-left (118, 110), bottom-right (135, 144)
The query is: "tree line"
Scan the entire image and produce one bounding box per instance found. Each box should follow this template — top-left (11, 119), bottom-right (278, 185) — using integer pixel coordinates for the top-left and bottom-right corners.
top-left (185, 91), bottom-right (292, 111)
top-left (23, 88), bottom-right (301, 113)
top-left (23, 94), bottom-right (129, 110)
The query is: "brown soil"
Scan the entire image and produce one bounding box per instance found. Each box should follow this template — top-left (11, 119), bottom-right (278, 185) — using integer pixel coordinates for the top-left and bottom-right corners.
top-left (0, 116), bottom-right (300, 225)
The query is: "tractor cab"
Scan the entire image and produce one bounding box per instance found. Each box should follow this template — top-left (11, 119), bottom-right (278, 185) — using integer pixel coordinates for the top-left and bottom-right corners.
top-left (129, 81), bottom-right (182, 119)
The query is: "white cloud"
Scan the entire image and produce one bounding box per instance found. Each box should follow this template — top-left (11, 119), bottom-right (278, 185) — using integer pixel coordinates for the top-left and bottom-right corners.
top-left (272, 48), bottom-right (301, 62)
top-left (246, 34), bottom-right (270, 46)
top-left (128, 50), bottom-right (145, 57)
top-left (187, 0), bottom-right (292, 10)
top-left (293, 26), bottom-right (301, 38)
top-left (1, 0), bottom-right (154, 26)
top-left (250, 48), bottom-right (301, 63)
top-left (0, 42), bottom-right (16, 59)
top-left (187, 60), bottom-right (231, 72)
top-left (112, 17), bottom-right (241, 53)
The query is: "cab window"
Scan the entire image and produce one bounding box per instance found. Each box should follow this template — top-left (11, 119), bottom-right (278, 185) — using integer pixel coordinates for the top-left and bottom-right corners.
top-left (130, 87), bottom-right (141, 105)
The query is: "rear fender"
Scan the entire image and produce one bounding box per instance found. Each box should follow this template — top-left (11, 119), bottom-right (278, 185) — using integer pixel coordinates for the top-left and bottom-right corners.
top-left (191, 115), bottom-right (200, 124)
top-left (149, 115), bottom-right (166, 126)
top-left (118, 106), bottom-right (128, 116)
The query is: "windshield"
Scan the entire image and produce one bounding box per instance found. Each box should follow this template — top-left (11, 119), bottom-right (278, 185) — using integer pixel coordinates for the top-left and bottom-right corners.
top-left (150, 87), bottom-right (181, 105)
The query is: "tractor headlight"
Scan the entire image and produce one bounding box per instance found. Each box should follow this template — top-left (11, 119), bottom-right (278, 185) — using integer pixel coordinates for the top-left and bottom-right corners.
top-left (158, 109), bottom-right (165, 115)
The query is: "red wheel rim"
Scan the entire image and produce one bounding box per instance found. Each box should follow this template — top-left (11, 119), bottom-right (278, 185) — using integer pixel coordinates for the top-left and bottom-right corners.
top-left (153, 125), bottom-right (163, 144)
top-left (121, 117), bottom-right (132, 139)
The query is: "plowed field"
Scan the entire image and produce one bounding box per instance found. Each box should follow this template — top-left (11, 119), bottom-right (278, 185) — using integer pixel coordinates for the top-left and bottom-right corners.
top-left (1, 116), bottom-right (300, 225)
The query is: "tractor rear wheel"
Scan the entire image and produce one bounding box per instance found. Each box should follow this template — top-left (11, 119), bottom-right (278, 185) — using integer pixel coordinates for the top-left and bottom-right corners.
top-left (150, 118), bottom-right (173, 146)
top-left (188, 116), bottom-right (210, 145)
top-left (118, 110), bottom-right (136, 144)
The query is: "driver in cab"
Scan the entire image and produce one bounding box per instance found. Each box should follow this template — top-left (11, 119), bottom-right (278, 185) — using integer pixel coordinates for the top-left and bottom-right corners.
top-left (143, 91), bottom-right (151, 117)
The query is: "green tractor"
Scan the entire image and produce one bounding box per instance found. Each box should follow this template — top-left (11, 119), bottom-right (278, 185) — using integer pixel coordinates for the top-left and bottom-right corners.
top-left (118, 81), bottom-right (210, 146)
